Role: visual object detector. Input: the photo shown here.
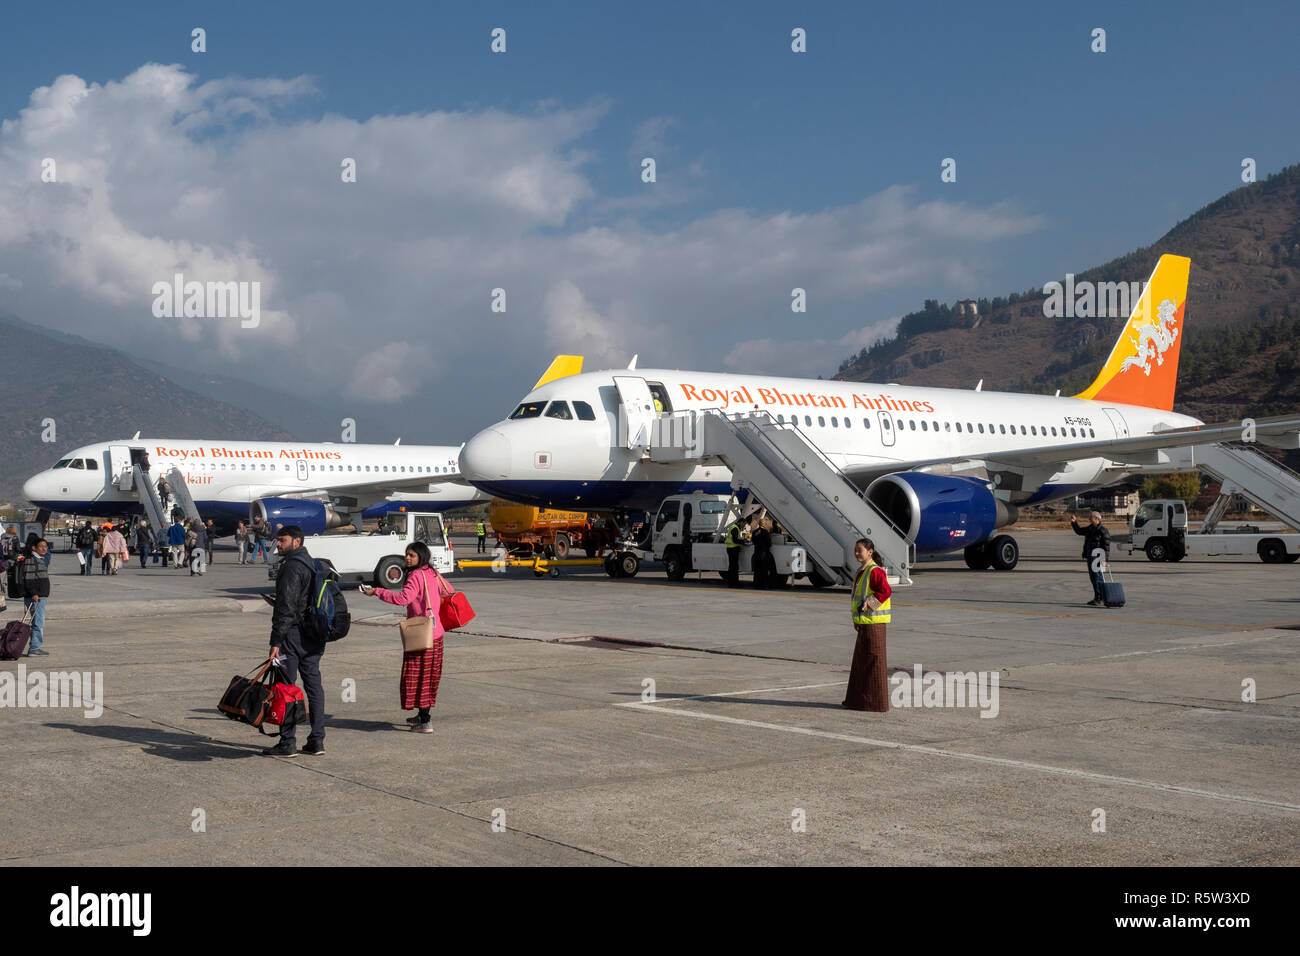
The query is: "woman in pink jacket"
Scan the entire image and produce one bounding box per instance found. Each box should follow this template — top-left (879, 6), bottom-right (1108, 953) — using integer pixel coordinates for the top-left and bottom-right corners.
top-left (360, 541), bottom-right (445, 733)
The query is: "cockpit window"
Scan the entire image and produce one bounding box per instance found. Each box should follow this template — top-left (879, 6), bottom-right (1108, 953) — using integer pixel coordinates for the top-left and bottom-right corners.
top-left (69, 459), bottom-right (85, 469)
top-left (509, 402), bottom-right (546, 420)
top-left (573, 401), bottom-right (596, 421)
top-left (544, 401), bottom-right (573, 420)
top-left (53, 459), bottom-right (71, 469)
top-left (86, 458), bottom-right (98, 470)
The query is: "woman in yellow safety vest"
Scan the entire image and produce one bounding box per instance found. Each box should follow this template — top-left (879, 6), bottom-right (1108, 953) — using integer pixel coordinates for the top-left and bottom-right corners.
top-left (843, 537), bottom-right (891, 712)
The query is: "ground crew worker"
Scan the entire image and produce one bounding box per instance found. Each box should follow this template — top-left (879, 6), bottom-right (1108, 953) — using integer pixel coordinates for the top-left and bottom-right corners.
top-left (724, 515), bottom-right (746, 588)
top-left (476, 519), bottom-right (487, 553)
top-left (843, 537), bottom-right (890, 712)
top-left (653, 396), bottom-right (664, 415)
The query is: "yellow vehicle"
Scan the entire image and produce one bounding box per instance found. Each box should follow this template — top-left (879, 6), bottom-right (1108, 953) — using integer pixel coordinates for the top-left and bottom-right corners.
top-left (488, 498), bottom-right (616, 558)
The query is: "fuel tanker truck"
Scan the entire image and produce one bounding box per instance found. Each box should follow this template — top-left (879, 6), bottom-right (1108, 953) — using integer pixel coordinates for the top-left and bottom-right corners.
top-left (488, 498), bottom-right (619, 558)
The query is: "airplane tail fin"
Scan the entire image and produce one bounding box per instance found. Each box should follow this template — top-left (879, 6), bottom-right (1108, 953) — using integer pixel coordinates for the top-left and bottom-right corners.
top-left (533, 355), bottom-right (584, 390)
top-left (1073, 254), bottom-right (1190, 412)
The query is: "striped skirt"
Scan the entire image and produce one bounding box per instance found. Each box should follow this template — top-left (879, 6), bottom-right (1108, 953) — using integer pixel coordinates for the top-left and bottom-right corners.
top-left (400, 638), bottom-right (444, 710)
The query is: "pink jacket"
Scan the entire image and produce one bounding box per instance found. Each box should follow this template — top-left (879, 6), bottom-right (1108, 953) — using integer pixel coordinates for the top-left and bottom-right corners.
top-left (104, 531), bottom-right (128, 557)
top-left (376, 566), bottom-right (446, 639)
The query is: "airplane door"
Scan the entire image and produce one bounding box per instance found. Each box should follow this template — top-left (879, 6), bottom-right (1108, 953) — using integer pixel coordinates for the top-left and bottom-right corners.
top-left (108, 445), bottom-right (132, 489)
top-left (613, 376), bottom-right (656, 450)
top-left (1103, 407), bottom-right (1129, 439)
top-left (296, 459), bottom-right (309, 481)
top-left (877, 411), bottom-right (896, 447)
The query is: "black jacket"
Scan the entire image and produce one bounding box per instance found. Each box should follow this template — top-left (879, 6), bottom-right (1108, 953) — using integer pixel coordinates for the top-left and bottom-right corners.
top-left (1073, 520), bottom-right (1110, 559)
top-left (271, 546), bottom-right (314, 646)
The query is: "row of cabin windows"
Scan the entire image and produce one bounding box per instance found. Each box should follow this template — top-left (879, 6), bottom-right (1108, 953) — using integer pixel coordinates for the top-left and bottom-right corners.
top-left (156, 462), bottom-right (458, 474)
top-left (509, 400), bottom-right (597, 421)
top-left (773, 414), bottom-right (1097, 440)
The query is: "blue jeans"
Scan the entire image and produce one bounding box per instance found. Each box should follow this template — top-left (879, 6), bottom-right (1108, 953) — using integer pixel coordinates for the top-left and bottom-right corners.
top-left (24, 596), bottom-right (45, 651)
top-left (1087, 560), bottom-right (1107, 602)
top-left (258, 539), bottom-right (271, 563)
top-left (80, 548), bottom-right (94, 575)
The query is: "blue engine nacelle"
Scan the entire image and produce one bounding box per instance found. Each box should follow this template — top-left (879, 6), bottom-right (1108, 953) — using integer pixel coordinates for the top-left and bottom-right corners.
top-left (251, 498), bottom-right (347, 536)
top-left (865, 472), bottom-right (1017, 555)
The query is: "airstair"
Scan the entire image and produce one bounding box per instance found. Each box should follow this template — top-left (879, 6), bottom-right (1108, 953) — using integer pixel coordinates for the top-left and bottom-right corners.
top-left (1188, 444), bottom-right (1300, 532)
top-left (115, 465), bottom-right (201, 531)
top-left (648, 410), bottom-right (915, 585)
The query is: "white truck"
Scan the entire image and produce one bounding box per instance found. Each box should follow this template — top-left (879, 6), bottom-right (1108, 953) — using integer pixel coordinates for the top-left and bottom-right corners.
top-left (649, 493), bottom-right (808, 584)
top-left (273, 510), bottom-right (455, 588)
top-left (1123, 498), bottom-right (1300, 564)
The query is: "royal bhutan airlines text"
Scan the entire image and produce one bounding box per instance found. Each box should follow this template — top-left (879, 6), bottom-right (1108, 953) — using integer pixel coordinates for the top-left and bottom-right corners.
top-left (678, 383), bottom-right (935, 414)
top-left (153, 445), bottom-right (344, 461)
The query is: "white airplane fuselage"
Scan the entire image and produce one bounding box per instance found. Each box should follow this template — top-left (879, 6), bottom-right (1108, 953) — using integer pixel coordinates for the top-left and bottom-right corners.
top-left (23, 438), bottom-right (484, 532)
top-left (458, 368), bottom-right (1201, 522)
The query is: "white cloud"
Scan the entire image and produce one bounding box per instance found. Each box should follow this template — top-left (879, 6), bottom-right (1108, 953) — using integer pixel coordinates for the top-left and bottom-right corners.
top-left (0, 63), bottom-right (1045, 421)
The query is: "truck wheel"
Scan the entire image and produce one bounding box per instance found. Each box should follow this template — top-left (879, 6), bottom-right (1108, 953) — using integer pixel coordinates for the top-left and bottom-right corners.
top-left (1259, 539), bottom-right (1286, 564)
top-left (1145, 539), bottom-right (1168, 562)
top-left (663, 547), bottom-right (686, 582)
top-left (990, 535), bottom-right (1019, 571)
top-left (618, 551), bottom-right (640, 578)
top-left (807, 567), bottom-right (833, 589)
top-left (553, 533), bottom-right (571, 559)
top-left (374, 555), bottom-right (407, 588)
top-left (964, 543), bottom-right (992, 570)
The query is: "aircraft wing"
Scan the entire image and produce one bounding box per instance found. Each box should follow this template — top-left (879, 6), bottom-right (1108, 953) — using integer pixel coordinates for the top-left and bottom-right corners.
top-left (838, 413), bottom-right (1300, 483)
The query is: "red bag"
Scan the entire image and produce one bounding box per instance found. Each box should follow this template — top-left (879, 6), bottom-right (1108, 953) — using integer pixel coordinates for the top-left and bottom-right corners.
top-left (266, 669), bottom-right (306, 726)
top-left (434, 569), bottom-right (475, 630)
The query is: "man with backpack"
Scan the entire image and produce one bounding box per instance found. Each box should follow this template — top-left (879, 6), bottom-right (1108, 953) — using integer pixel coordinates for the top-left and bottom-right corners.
top-left (264, 525), bottom-right (327, 758)
top-left (75, 521), bottom-right (97, 575)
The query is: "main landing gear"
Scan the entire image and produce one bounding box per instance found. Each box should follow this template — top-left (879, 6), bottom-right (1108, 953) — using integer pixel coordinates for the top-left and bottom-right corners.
top-left (964, 535), bottom-right (1019, 571)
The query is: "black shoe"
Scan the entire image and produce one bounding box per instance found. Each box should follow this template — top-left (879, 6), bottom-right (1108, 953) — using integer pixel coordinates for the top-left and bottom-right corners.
top-left (300, 740), bottom-right (326, 756)
top-left (261, 741), bottom-right (297, 757)
top-left (28, 648), bottom-right (50, 657)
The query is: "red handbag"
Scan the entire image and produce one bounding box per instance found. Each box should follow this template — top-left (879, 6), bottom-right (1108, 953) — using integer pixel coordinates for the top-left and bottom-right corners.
top-left (433, 569), bottom-right (475, 630)
top-left (266, 668), bottom-right (306, 726)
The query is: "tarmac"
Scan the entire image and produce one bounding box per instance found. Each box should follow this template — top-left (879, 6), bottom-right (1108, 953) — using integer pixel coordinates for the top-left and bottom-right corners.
top-left (2, 528), bottom-right (1297, 865)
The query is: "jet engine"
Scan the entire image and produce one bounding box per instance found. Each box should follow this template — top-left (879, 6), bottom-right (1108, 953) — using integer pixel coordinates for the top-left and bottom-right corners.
top-left (865, 472), bottom-right (1018, 555)
top-left (251, 497), bottom-right (346, 536)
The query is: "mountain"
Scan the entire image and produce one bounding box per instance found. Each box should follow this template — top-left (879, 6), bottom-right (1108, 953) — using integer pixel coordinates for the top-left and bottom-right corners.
top-left (0, 316), bottom-right (294, 508)
top-left (836, 164), bottom-right (1300, 424)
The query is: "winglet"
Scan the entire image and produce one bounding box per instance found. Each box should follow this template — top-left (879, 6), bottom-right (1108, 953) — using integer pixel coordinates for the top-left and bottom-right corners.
top-left (1074, 254), bottom-right (1191, 411)
top-left (533, 355), bottom-right (584, 390)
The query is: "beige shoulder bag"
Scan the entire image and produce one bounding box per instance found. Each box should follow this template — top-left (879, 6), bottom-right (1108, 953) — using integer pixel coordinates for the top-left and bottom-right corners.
top-left (398, 570), bottom-right (436, 652)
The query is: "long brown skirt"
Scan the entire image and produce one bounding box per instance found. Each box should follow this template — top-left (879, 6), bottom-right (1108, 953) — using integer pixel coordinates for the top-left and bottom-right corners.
top-left (843, 623), bottom-right (889, 712)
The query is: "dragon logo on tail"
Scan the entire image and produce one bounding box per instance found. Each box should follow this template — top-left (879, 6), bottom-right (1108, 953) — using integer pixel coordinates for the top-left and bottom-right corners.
top-left (1119, 298), bottom-right (1179, 377)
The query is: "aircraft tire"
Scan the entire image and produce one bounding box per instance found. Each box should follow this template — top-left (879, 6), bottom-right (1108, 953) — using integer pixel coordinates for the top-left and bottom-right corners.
top-left (990, 535), bottom-right (1019, 571)
top-left (618, 551), bottom-right (640, 578)
top-left (964, 543), bottom-right (993, 571)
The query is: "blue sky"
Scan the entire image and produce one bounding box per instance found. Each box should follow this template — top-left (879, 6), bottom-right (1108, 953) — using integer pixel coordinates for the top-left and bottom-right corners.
top-left (3, 0), bottom-right (1298, 440)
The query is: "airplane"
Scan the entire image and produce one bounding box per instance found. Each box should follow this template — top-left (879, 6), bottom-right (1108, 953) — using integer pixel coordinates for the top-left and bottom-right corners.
top-left (458, 254), bottom-right (1300, 569)
top-left (22, 437), bottom-right (487, 534)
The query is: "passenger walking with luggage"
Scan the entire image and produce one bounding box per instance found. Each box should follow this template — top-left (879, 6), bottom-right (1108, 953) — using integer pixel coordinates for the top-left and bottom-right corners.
top-left (134, 522), bottom-right (154, 569)
top-left (235, 521), bottom-right (250, 565)
top-left (167, 517), bottom-right (186, 569)
top-left (253, 517), bottom-right (273, 564)
top-left (21, 537), bottom-right (51, 656)
top-left (103, 524), bottom-right (128, 575)
top-left (263, 525), bottom-right (326, 757)
top-left (75, 521), bottom-right (96, 575)
top-left (360, 542), bottom-right (445, 734)
top-left (1070, 511), bottom-right (1111, 606)
top-left (843, 538), bottom-right (891, 712)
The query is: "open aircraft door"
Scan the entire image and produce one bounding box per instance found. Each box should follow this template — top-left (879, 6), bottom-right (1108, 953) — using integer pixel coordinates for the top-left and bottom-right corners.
top-left (613, 376), bottom-right (657, 450)
top-left (108, 444), bottom-right (132, 490)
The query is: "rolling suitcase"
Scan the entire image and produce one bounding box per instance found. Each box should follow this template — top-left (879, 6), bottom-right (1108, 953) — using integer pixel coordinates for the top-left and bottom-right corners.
top-left (1101, 566), bottom-right (1125, 608)
top-left (0, 608), bottom-right (33, 660)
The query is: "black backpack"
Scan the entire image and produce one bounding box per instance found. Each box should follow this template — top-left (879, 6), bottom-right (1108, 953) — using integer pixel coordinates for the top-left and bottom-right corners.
top-left (288, 555), bottom-right (351, 643)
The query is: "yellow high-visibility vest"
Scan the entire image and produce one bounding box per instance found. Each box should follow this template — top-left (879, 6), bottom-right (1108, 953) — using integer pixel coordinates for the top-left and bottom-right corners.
top-left (724, 522), bottom-right (742, 549)
top-left (852, 561), bottom-right (891, 625)
top-left (476, 522), bottom-right (486, 535)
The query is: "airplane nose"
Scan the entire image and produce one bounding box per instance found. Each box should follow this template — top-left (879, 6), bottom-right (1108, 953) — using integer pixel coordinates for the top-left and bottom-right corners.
top-left (22, 473), bottom-right (46, 503)
top-left (459, 428), bottom-right (512, 481)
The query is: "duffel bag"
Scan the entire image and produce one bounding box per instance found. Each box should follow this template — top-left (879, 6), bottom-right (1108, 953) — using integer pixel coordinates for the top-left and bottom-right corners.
top-left (218, 659), bottom-right (276, 730)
